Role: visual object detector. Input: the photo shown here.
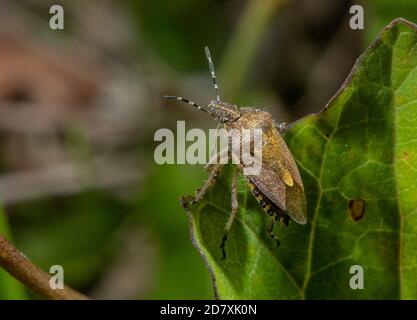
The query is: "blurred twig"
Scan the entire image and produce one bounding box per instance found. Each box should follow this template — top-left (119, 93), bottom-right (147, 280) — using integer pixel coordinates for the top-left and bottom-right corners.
top-left (0, 155), bottom-right (143, 204)
top-left (219, 0), bottom-right (290, 100)
top-left (0, 235), bottom-right (89, 300)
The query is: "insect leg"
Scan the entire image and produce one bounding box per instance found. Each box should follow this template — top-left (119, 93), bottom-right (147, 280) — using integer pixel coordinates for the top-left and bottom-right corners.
top-left (267, 213), bottom-right (281, 246)
top-left (275, 121), bottom-right (289, 133)
top-left (205, 144), bottom-right (229, 172)
top-left (188, 163), bottom-right (224, 205)
top-left (220, 168), bottom-right (238, 260)
top-left (280, 214), bottom-right (290, 227)
top-left (206, 123), bottom-right (221, 171)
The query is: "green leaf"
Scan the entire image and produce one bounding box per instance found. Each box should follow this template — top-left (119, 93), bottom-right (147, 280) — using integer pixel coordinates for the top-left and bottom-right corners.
top-left (135, 164), bottom-right (213, 299)
top-left (367, 0), bottom-right (417, 42)
top-left (184, 18), bottom-right (417, 299)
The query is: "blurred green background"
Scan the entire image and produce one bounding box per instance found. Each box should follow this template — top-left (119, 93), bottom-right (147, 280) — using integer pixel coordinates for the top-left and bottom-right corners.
top-left (0, 0), bottom-right (416, 299)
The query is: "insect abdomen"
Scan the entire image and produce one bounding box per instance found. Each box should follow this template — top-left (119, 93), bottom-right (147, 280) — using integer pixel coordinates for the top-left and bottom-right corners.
top-left (248, 182), bottom-right (290, 226)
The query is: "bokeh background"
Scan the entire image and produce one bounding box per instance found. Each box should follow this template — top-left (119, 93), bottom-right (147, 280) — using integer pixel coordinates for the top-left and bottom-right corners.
top-left (0, 0), bottom-right (416, 299)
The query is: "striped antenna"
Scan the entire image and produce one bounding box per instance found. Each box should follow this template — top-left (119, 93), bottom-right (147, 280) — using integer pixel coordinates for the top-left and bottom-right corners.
top-left (204, 46), bottom-right (220, 102)
top-left (163, 95), bottom-right (208, 113)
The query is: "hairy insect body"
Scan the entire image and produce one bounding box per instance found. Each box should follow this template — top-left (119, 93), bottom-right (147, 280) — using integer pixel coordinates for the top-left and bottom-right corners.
top-left (226, 107), bottom-right (307, 225)
top-left (165, 47), bottom-right (307, 259)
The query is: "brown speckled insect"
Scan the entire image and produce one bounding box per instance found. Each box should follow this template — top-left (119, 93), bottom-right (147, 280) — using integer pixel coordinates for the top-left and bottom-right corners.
top-left (164, 47), bottom-right (307, 259)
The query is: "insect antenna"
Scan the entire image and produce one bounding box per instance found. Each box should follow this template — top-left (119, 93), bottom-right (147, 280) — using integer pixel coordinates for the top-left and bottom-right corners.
top-left (204, 46), bottom-right (220, 103)
top-left (163, 95), bottom-right (208, 113)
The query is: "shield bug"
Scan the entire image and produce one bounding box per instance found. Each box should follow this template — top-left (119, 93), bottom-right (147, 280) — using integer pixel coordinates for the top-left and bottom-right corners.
top-left (164, 47), bottom-right (307, 259)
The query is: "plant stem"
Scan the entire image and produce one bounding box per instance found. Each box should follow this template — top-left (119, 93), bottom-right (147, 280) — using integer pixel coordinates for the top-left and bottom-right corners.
top-left (219, 0), bottom-right (290, 100)
top-left (0, 235), bottom-right (90, 300)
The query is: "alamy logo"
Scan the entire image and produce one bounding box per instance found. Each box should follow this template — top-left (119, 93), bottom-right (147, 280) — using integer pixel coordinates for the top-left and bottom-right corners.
top-left (49, 265), bottom-right (64, 290)
top-left (49, 5), bottom-right (64, 30)
top-left (349, 265), bottom-right (364, 290)
top-left (154, 121), bottom-right (263, 176)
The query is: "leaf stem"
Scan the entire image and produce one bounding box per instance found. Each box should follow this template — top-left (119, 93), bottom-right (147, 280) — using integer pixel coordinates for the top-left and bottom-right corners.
top-left (0, 235), bottom-right (90, 300)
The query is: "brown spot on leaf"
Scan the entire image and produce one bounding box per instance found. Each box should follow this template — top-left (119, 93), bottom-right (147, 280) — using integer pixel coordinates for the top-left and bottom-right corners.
top-left (348, 199), bottom-right (365, 222)
top-left (403, 151), bottom-right (409, 161)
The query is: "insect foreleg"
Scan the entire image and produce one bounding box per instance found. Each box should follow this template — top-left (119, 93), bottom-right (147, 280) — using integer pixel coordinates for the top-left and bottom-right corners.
top-left (206, 123), bottom-right (221, 170)
top-left (189, 163), bottom-right (224, 205)
top-left (220, 168), bottom-right (238, 260)
top-left (267, 213), bottom-right (281, 246)
top-left (205, 145), bottom-right (229, 172)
